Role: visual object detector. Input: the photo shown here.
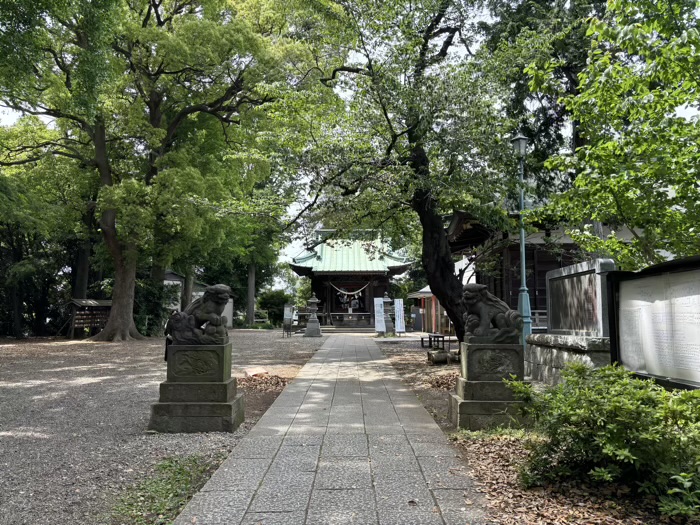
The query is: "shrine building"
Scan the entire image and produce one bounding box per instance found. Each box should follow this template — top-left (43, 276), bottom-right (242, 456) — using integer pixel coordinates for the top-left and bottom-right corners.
top-left (289, 230), bottom-right (412, 329)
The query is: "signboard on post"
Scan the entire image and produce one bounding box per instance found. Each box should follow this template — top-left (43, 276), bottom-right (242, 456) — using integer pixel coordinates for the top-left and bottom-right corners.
top-left (374, 297), bottom-right (386, 333)
top-left (282, 303), bottom-right (294, 338)
top-left (394, 298), bottom-right (405, 333)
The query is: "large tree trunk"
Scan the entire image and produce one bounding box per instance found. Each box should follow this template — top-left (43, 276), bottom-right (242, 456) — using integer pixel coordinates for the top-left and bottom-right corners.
top-left (246, 262), bottom-right (256, 325)
top-left (92, 248), bottom-right (142, 341)
top-left (72, 241), bottom-right (91, 299)
top-left (91, 118), bottom-right (143, 341)
top-left (32, 281), bottom-right (51, 336)
top-left (411, 189), bottom-right (467, 341)
top-left (407, 138), bottom-right (467, 341)
top-left (11, 285), bottom-right (23, 339)
top-left (181, 269), bottom-right (194, 310)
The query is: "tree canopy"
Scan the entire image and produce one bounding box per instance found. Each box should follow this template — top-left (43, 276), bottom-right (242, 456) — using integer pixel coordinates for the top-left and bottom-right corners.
top-left (292, 0), bottom-right (522, 340)
top-left (539, 0), bottom-right (700, 269)
top-left (0, 0), bottom-right (333, 339)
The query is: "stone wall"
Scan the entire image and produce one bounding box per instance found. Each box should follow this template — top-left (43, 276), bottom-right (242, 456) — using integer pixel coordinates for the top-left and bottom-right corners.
top-left (525, 334), bottom-right (611, 385)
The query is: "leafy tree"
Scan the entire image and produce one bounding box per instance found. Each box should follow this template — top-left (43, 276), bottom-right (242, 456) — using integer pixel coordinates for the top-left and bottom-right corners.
top-left (0, 0), bottom-right (330, 340)
top-left (257, 289), bottom-right (292, 325)
top-left (299, 0), bottom-right (519, 341)
top-left (541, 0), bottom-right (700, 268)
top-left (0, 125), bottom-right (80, 336)
top-left (479, 0), bottom-right (607, 197)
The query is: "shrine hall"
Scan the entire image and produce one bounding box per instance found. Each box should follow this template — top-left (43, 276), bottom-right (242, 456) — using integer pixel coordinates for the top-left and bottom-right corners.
top-left (289, 230), bottom-right (412, 329)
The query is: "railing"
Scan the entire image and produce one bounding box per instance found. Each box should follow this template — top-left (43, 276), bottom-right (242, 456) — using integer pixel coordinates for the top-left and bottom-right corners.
top-left (531, 310), bottom-right (547, 330)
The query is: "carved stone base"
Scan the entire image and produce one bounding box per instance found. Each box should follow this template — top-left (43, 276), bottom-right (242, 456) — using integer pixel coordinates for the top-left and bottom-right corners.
top-left (304, 318), bottom-right (322, 337)
top-left (166, 343), bottom-right (232, 383)
top-left (459, 342), bottom-right (524, 381)
top-left (450, 342), bottom-right (527, 431)
top-left (149, 392), bottom-right (245, 433)
top-left (448, 393), bottom-right (525, 430)
top-left (148, 342), bottom-right (245, 433)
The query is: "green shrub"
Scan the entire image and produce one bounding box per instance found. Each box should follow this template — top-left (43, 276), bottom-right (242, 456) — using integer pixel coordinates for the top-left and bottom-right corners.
top-left (508, 364), bottom-right (700, 518)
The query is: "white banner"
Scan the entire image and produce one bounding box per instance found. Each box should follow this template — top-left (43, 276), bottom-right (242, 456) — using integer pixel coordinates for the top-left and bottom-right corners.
top-left (374, 298), bottom-right (386, 333)
top-left (394, 298), bottom-right (405, 333)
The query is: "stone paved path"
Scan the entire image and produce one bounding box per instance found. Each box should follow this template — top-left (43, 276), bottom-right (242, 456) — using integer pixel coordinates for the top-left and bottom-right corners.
top-left (174, 334), bottom-right (487, 525)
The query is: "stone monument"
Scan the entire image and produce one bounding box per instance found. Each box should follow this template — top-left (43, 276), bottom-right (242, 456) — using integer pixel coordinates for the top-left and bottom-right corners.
top-left (448, 283), bottom-right (527, 430)
top-left (303, 293), bottom-right (322, 337)
top-left (148, 284), bottom-right (245, 433)
top-left (527, 259), bottom-right (615, 384)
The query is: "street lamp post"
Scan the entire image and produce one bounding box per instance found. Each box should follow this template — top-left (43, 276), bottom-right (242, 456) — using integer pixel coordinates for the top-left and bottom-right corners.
top-left (511, 133), bottom-right (531, 349)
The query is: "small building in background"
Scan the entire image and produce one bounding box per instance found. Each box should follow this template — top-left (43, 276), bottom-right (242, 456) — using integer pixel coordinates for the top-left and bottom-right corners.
top-left (289, 230), bottom-right (412, 329)
top-left (408, 259), bottom-right (474, 335)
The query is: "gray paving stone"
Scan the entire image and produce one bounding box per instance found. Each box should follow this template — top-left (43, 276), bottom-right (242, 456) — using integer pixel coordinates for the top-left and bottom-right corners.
top-left (233, 436), bottom-right (283, 458)
top-left (240, 511), bottom-right (307, 525)
top-left (372, 468), bottom-right (426, 488)
top-left (405, 431), bottom-right (448, 443)
top-left (201, 458), bottom-right (271, 491)
top-left (269, 445), bottom-right (320, 472)
top-left (249, 471), bottom-right (315, 512)
top-left (368, 434), bottom-right (412, 455)
top-left (375, 477), bottom-right (442, 525)
top-left (282, 434), bottom-right (324, 447)
top-left (418, 457), bottom-right (474, 489)
top-left (376, 507), bottom-right (444, 525)
top-left (326, 422), bottom-right (366, 434)
top-left (315, 457), bottom-right (372, 489)
top-left (322, 434), bottom-right (368, 457)
top-left (401, 422), bottom-right (445, 433)
top-left (364, 424), bottom-right (407, 435)
top-left (172, 335), bottom-right (487, 525)
top-left (173, 490), bottom-right (254, 525)
top-left (306, 489), bottom-right (378, 525)
top-left (410, 441), bottom-right (459, 458)
top-left (259, 406), bottom-right (301, 418)
top-left (369, 454), bottom-right (420, 471)
top-left (286, 425), bottom-right (327, 435)
top-left (246, 418), bottom-right (294, 436)
top-left (433, 489), bottom-right (489, 525)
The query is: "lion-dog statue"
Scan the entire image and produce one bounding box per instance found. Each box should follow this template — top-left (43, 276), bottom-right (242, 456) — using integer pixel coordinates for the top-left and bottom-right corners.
top-left (165, 284), bottom-right (232, 350)
top-left (462, 283), bottom-right (523, 344)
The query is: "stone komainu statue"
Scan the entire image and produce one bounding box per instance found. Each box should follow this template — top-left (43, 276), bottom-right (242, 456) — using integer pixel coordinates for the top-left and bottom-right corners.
top-left (461, 283), bottom-right (523, 343)
top-left (165, 284), bottom-right (232, 347)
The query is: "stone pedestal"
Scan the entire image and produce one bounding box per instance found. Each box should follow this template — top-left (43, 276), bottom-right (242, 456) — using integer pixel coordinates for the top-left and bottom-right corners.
top-left (449, 341), bottom-right (527, 430)
top-left (526, 334), bottom-right (610, 385)
top-left (149, 342), bottom-right (245, 433)
top-left (382, 293), bottom-right (395, 336)
top-left (304, 317), bottom-right (322, 337)
top-left (304, 293), bottom-right (322, 337)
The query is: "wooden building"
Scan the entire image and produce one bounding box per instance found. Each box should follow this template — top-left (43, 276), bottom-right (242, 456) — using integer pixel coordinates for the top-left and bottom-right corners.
top-left (445, 211), bottom-right (580, 330)
top-left (289, 231), bottom-right (412, 328)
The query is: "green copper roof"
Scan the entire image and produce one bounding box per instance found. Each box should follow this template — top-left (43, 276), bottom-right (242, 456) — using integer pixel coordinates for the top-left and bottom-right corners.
top-left (290, 239), bottom-right (412, 275)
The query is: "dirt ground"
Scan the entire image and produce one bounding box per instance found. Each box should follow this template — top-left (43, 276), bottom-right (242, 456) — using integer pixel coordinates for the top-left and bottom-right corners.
top-left (0, 330), bottom-right (326, 525)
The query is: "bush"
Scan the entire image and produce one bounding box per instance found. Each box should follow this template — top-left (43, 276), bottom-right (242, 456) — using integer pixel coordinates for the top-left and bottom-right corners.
top-left (508, 364), bottom-right (700, 518)
top-left (257, 289), bottom-right (292, 325)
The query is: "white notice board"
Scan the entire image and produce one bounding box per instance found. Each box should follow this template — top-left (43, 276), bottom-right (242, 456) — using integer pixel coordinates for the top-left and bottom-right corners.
top-left (618, 269), bottom-right (700, 384)
top-left (394, 298), bottom-right (405, 333)
top-left (374, 298), bottom-right (386, 333)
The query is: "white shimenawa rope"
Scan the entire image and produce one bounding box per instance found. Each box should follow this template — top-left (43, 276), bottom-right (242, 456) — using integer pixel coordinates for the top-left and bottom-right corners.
top-left (330, 281), bottom-right (370, 297)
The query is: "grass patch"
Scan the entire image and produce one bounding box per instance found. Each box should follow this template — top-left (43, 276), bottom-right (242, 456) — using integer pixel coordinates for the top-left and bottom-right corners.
top-left (109, 453), bottom-right (226, 525)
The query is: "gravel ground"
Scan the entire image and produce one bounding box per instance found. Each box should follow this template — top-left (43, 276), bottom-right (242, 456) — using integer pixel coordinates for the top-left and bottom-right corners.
top-left (0, 330), bottom-right (326, 525)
